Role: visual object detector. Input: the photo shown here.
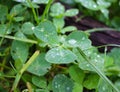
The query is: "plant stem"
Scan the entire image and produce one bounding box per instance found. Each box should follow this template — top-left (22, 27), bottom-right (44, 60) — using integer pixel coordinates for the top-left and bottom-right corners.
top-left (76, 47), bottom-right (120, 92)
top-left (41, 0), bottom-right (53, 21)
top-left (11, 50), bottom-right (39, 92)
top-left (27, 0), bottom-right (39, 24)
top-left (0, 34), bottom-right (38, 44)
top-left (85, 28), bottom-right (116, 33)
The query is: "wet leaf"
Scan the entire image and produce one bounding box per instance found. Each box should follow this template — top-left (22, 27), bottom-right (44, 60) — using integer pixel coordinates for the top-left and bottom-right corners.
top-left (0, 5), bottom-right (8, 22)
top-left (33, 20), bottom-right (59, 46)
top-left (83, 74), bottom-right (99, 89)
top-left (61, 26), bottom-right (77, 34)
top-left (52, 74), bottom-right (74, 92)
top-left (11, 32), bottom-right (29, 63)
top-left (65, 9), bottom-right (79, 17)
top-left (45, 47), bottom-right (77, 64)
top-left (50, 2), bottom-right (65, 17)
top-left (32, 76), bottom-right (47, 88)
top-left (68, 65), bottom-right (85, 84)
top-left (66, 31), bottom-right (91, 50)
top-left (22, 22), bottom-right (34, 35)
top-left (27, 53), bottom-right (51, 76)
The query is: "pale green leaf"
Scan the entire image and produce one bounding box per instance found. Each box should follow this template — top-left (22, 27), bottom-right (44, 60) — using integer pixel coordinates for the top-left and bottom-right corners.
top-left (45, 47), bottom-right (77, 64)
top-left (27, 53), bottom-right (51, 76)
top-left (52, 74), bottom-right (74, 92)
top-left (32, 76), bottom-right (47, 88)
top-left (66, 31), bottom-right (91, 50)
top-left (61, 26), bottom-right (77, 34)
top-left (33, 21), bottom-right (59, 46)
top-left (22, 22), bottom-right (34, 35)
top-left (65, 9), bottom-right (79, 17)
top-left (0, 5), bottom-right (8, 22)
top-left (11, 32), bottom-right (29, 63)
top-left (50, 2), bottom-right (65, 17)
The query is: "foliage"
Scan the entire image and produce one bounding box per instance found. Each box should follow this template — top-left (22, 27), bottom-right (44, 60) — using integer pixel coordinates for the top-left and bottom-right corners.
top-left (0, 0), bottom-right (120, 92)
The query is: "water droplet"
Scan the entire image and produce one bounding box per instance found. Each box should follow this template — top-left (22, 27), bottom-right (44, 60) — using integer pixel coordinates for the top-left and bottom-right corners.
top-left (86, 64), bottom-right (90, 67)
top-left (82, 37), bottom-right (85, 40)
top-left (45, 34), bottom-right (48, 37)
top-left (32, 27), bottom-right (35, 30)
top-left (68, 39), bottom-right (76, 45)
top-left (40, 28), bottom-right (44, 32)
top-left (66, 87), bottom-right (70, 91)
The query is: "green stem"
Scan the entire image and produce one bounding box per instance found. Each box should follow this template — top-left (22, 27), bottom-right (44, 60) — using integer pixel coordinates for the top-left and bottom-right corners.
top-left (85, 28), bottom-right (116, 33)
top-left (41, 0), bottom-right (53, 21)
top-left (27, 0), bottom-right (39, 24)
top-left (0, 34), bottom-right (38, 44)
top-left (11, 50), bottom-right (39, 92)
top-left (76, 47), bottom-right (119, 92)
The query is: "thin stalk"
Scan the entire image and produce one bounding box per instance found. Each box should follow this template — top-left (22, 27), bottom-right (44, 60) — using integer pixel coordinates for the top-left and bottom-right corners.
top-left (41, 0), bottom-right (53, 21)
top-left (85, 28), bottom-right (116, 33)
top-left (0, 34), bottom-right (38, 44)
top-left (27, 0), bottom-right (39, 24)
top-left (11, 50), bottom-right (39, 92)
top-left (76, 47), bottom-right (119, 92)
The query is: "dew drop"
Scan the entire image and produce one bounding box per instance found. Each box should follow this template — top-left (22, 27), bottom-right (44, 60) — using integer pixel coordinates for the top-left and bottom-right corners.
top-left (86, 64), bottom-right (90, 67)
top-left (66, 87), bottom-right (70, 91)
top-left (82, 37), bottom-right (85, 40)
top-left (32, 27), bottom-right (35, 30)
top-left (68, 39), bottom-right (76, 45)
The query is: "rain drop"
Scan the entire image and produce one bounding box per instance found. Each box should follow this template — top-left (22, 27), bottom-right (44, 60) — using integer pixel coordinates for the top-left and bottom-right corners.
top-left (68, 39), bottom-right (76, 45)
top-left (32, 27), bottom-right (35, 30)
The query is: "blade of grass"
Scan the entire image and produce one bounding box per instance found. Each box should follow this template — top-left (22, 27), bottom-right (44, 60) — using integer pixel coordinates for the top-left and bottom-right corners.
top-left (11, 50), bottom-right (39, 92)
top-left (41, 0), bottom-right (53, 21)
top-left (0, 34), bottom-right (38, 44)
top-left (76, 47), bottom-right (119, 92)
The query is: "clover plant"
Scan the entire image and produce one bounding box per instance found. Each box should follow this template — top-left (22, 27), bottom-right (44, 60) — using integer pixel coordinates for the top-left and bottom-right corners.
top-left (0, 0), bottom-right (120, 92)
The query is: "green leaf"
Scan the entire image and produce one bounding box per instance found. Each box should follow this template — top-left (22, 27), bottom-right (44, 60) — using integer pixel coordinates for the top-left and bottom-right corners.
top-left (45, 47), bottom-right (77, 64)
top-left (73, 82), bottom-right (83, 92)
top-left (52, 74), bottom-right (74, 92)
top-left (33, 20), bottom-right (59, 46)
top-left (97, 0), bottom-right (111, 8)
top-left (10, 4), bottom-right (26, 16)
top-left (104, 56), bottom-right (114, 68)
top-left (61, 26), bottom-right (77, 34)
top-left (32, 0), bottom-right (49, 4)
top-left (83, 74), bottom-right (99, 89)
top-left (100, 8), bottom-right (109, 19)
top-left (13, 16), bottom-right (24, 22)
top-left (66, 31), bottom-right (91, 50)
top-left (97, 79), bottom-right (113, 92)
top-left (65, 9), bottom-right (79, 17)
top-left (22, 22), bottom-right (34, 35)
top-left (75, 0), bottom-right (99, 10)
top-left (32, 76), bottom-right (47, 88)
top-left (115, 80), bottom-right (120, 91)
top-left (111, 17), bottom-right (120, 31)
top-left (50, 2), bottom-right (65, 17)
top-left (108, 48), bottom-right (120, 67)
top-left (0, 5), bottom-right (8, 22)
top-left (27, 53), bottom-right (51, 76)
top-left (53, 18), bottom-right (65, 30)
top-left (0, 24), bottom-right (7, 35)
top-left (11, 32), bottom-right (29, 63)
top-left (79, 53), bottom-right (104, 72)
top-left (68, 65), bottom-right (85, 84)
